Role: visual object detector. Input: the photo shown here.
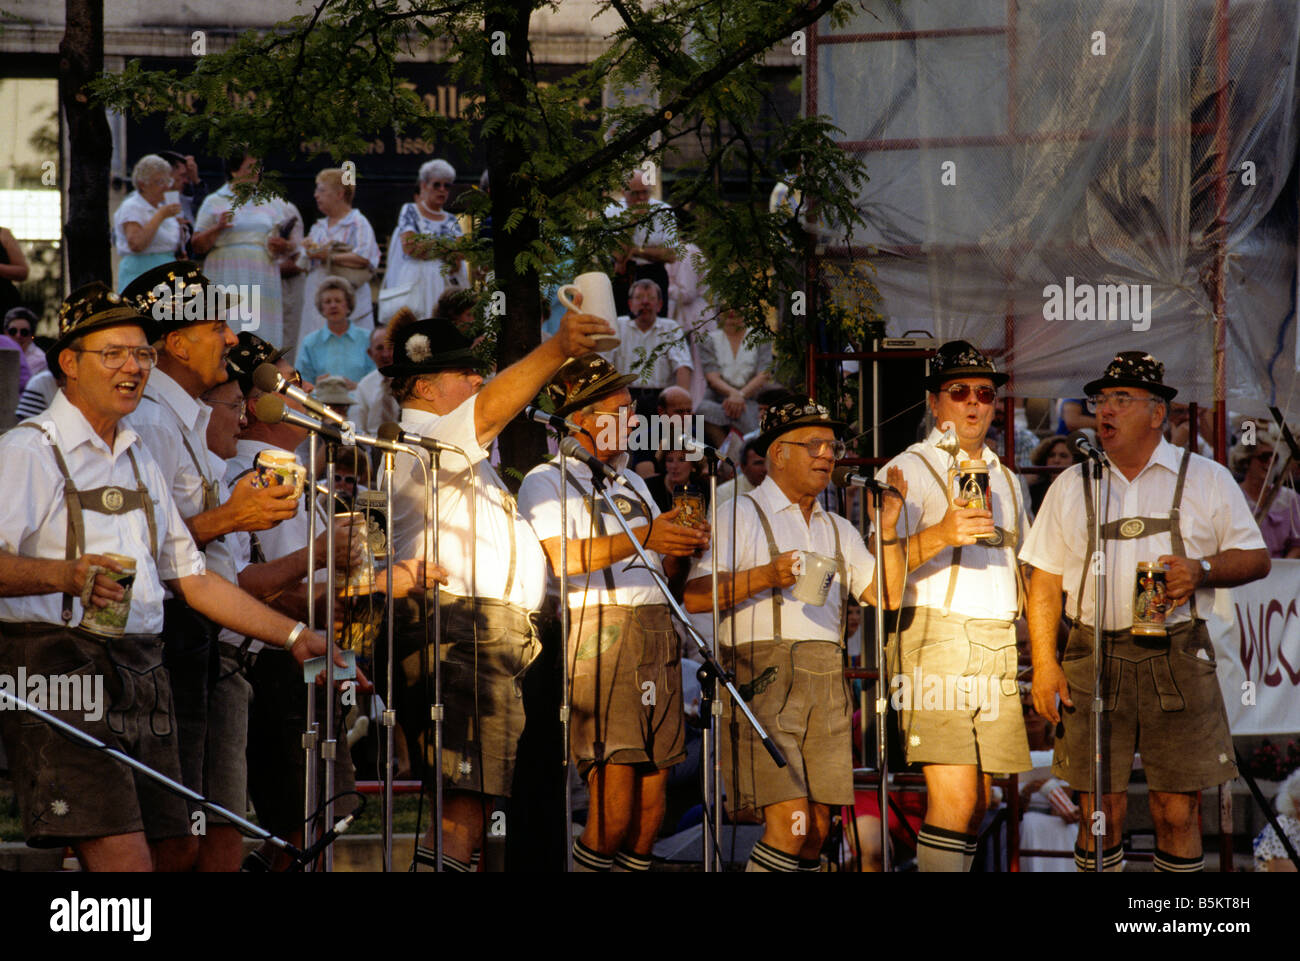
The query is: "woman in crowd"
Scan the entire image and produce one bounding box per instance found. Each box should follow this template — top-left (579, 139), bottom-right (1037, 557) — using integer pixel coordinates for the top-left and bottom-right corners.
top-left (697, 307), bottom-right (773, 444)
top-left (1253, 768), bottom-right (1300, 872)
top-left (1232, 425), bottom-right (1300, 558)
top-left (1028, 434), bottom-right (1074, 515)
top-left (114, 154), bottom-right (185, 290)
top-left (379, 159), bottom-right (468, 323)
top-left (0, 224), bottom-right (30, 316)
top-left (193, 151), bottom-right (296, 346)
top-left (297, 167), bottom-right (380, 352)
top-left (645, 447), bottom-right (710, 516)
top-left (298, 276), bottom-right (376, 388)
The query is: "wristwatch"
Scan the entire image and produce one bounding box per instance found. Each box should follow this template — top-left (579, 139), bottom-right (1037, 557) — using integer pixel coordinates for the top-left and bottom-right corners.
top-left (1199, 558), bottom-right (1212, 586)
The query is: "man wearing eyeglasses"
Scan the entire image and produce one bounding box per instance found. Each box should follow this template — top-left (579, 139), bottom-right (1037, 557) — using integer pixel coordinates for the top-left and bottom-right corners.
top-left (120, 261), bottom-right (302, 870)
top-left (684, 394), bottom-right (907, 872)
top-left (877, 339), bottom-right (1032, 872)
top-left (0, 283), bottom-right (346, 871)
top-left (1022, 351), bottom-right (1269, 873)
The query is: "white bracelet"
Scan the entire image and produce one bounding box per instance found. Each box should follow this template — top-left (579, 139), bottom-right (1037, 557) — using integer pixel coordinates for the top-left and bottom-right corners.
top-left (285, 621), bottom-right (308, 652)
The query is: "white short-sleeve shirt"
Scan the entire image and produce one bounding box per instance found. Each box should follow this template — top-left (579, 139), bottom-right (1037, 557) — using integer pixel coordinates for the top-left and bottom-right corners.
top-left (689, 476), bottom-right (875, 646)
top-left (518, 454), bottom-right (664, 608)
top-left (878, 428), bottom-right (1028, 620)
top-left (603, 316), bottom-right (692, 389)
top-left (1020, 438), bottom-right (1265, 630)
top-left (0, 392), bottom-right (205, 633)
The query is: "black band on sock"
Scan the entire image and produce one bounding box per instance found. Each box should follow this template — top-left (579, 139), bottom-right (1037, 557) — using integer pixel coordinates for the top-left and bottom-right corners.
top-left (797, 858), bottom-right (822, 872)
top-left (1153, 848), bottom-right (1203, 873)
top-left (748, 840), bottom-right (799, 872)
top-left (614, 850), bottom-right (652, 872)
top-left (1074, 843), bottom-right (1123, 870)
top-left (573, 839), bottom-right (614, 872)
top-left (442, 853), bottom-right (473, 873)
top-left (917, 824), bottom-right (973, 853)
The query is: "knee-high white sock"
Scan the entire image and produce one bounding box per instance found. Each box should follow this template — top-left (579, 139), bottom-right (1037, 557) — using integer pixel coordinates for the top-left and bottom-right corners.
top-left (746, 840), bottom-right (799, 872)
top-left (916, 825), bottom-right (974, 872)
top-left (612, 850), bottom-right (652, 872)
top-left (572, 839), bottom-right (614, 872)
top-left (1074, 843), bottom-right (1125, 872)
top-left (1153, 848), bottom-right (1202, 873)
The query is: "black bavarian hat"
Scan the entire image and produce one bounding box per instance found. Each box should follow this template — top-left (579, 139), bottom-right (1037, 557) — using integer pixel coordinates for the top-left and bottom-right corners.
top-left (379, 310), bottom-right (481, 378)
top-left (1083, 351), bottom-right (1177, 401)
top-left (46, 282), bottom-right (159, 369)
top-left (925, 339), bottom-right (1009, 390)
top-left (121, 259), bottom-right (236, 334)
top-left (543, 354), bottom-right (638, 418)
top-left (752, 393), bottom-right (846, 458)
top-left (226, 331), bottom-right (290, 393)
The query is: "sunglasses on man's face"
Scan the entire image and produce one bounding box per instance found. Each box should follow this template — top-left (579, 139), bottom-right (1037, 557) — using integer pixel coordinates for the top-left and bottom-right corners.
top-left (6, 327), bottom-right (32, 337)
top-left (941, 383), bottom-right (998, 404)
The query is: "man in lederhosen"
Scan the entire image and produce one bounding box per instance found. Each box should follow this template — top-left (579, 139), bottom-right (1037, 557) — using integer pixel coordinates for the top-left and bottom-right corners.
top-left (878, 340), bottom-right (1033, 871)
top-left (1023, 351), bottom-right (1269, 872)
top-left (0, 283), bottom-right (342, 871)
top-left (683, 397), bottom-right (907, 871)
top-left (383, 305), bottom-right (614, 872)
top-left (121, 261), bottom-right (300, 868)
top-left (518, 354), bottom-right (710, 871)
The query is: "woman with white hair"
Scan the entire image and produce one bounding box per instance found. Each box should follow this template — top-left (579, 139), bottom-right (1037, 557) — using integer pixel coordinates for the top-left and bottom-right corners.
top-left (114, 154), bottom-right (185, 290)
top-left (378, 158), bottom-right (468, 323)
top-left (296, 167), bottom-right (380, 353)
top-left (1231, 422), bottom-right (1300, 559)
top-left (1253, 767), bottom-right (1300, 871)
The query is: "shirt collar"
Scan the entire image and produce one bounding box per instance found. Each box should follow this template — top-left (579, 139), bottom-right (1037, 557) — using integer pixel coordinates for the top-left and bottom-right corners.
top-left (146, 367), bottom-right (208, 433)
top-left (755, 474), bottom-right (825, 518)
top-left (1139, 437), bottom-right (1185, 477)
top-left (48, 389), bottom-right (141, 460)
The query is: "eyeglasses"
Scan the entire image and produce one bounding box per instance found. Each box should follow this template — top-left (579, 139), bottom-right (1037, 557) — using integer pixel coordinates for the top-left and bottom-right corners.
top-left (334, 475), bottom-right (358, 486)
top-left (427, 181), bottom-right (453, 189)
top-left (73, 346), bottom-right (158, 370)
top-left (207, 397), bottom-right (247, 417)
top-left (6, 327), bottom-right (32, 337)
top-left (1085, 393), bottom-right (1157, 413)
top-left (775, 438), bottom-right (847, 460)
top-left (941, 383), bottom-right (998, 404)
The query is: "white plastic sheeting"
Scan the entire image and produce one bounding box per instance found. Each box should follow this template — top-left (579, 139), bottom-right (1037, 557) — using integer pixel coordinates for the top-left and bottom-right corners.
top-left (813, 0), bottom-right (1300, 414)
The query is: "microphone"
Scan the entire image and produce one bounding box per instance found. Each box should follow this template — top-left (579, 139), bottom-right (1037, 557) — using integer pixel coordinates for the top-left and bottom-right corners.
top-left (558, 435), bottom-right (629, 487)
top-left (253, 362), bottom-right (346, 426)
top-left (670, 425), bottom-right (732, 463)
top-left (1073, 436), bottom-right (1108, 465)
top-left (254, 395), bottom-right (414, 456)
top-left (376, 422), bottom-right (464, 456)
top-left (291, 810), bottom-right (358, 870)
top-left (523, 405), bottom-right (577, 433)
top-left (831, 466), bottom-right (898, 493)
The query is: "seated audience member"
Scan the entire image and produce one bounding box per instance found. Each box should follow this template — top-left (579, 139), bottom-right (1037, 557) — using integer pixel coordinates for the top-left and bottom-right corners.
top-left (1231, 424), bottom-right (1300, 558)
top-left (1253, 768), bottom-right (1300, 872)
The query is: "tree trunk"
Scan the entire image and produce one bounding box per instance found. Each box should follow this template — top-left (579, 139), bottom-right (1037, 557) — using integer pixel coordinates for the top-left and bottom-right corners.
top-left (485, 3), bottom-right (545, 487)
top-left (59, 0), bottom-right (113, 289)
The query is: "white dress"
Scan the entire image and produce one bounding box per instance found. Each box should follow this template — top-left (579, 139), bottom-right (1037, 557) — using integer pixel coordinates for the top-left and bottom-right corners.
top-left (296, 206), bottom-right (381, 353)
top-left (379, 202), bottom-right (468, 323)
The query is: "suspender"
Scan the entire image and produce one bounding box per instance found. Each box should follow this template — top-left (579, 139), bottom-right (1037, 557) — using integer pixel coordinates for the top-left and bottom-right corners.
top-left (143, 393), bottom-right (221, 513)
top-left (477, 460), bottom-right (518, 603)
top-left (908, 450), bottom-right (1024, 617)
top-left (559, 467), bottom-right (617, 593)
top-left (741, 493), bottom-right (848, 644)
top-left (17, 423), bottom-right (159, 622)
top-left (1078, 448), bottom-right (1195, 623)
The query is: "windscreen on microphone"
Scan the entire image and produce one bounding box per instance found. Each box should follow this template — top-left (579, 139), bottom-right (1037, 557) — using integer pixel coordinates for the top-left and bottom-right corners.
top-left (830, 466), bottom-right (857, 488)
top-left (252, 362), bottom-right (284, 394)
top-left (254, 393), bottom-right (288, 424)
top-left (377, 422), bottom-right (403, 443)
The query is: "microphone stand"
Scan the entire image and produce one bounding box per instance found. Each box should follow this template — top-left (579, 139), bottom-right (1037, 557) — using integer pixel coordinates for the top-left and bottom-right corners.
top-left (869, 485), bottom-right (890, 872)
top-left (703, 451), bottom-right (723, 871)
top-left (585, 470), bottom-right (787, 781)
top-left (381, 448), bottom-right (397, 872)
top-left (558, 444), bottom-right (574, 871)
top-left (322, 437), bottom-right (339, 872)
top-left (423, 446), bottom-right (444, 871)
top-left (1086, 454), bottom-right (1106, 874)
top-left (303, 431), bottom-right (319, 870)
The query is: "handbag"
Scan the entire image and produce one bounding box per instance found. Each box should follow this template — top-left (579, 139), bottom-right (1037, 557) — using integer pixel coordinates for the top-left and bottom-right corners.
top-left (324, 242), bottom-right (374, 290)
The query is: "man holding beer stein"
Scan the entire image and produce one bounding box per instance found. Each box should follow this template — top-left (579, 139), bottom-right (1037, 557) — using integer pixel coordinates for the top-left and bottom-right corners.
top-left (878, 340), bottom-right (1032, 872)
top-left (1023, 351), bottom-right (1269, 872)
top-left (0, 284), bottom-right (343, 871)
top-left (684, 395), bottom-right (907, 872)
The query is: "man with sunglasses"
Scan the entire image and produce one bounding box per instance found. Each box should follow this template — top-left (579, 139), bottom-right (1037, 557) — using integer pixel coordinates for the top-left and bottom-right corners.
top-left (878, 340), bottom-right (1032, 871)
top-left (1022, 351), bottom-right (1269, 872)
top-left (0, 283), bottom-right (344, 871)
top-left (121, 261), bottom-right (302, 870)
top-left (684, 394), bottom-right (908, 871)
